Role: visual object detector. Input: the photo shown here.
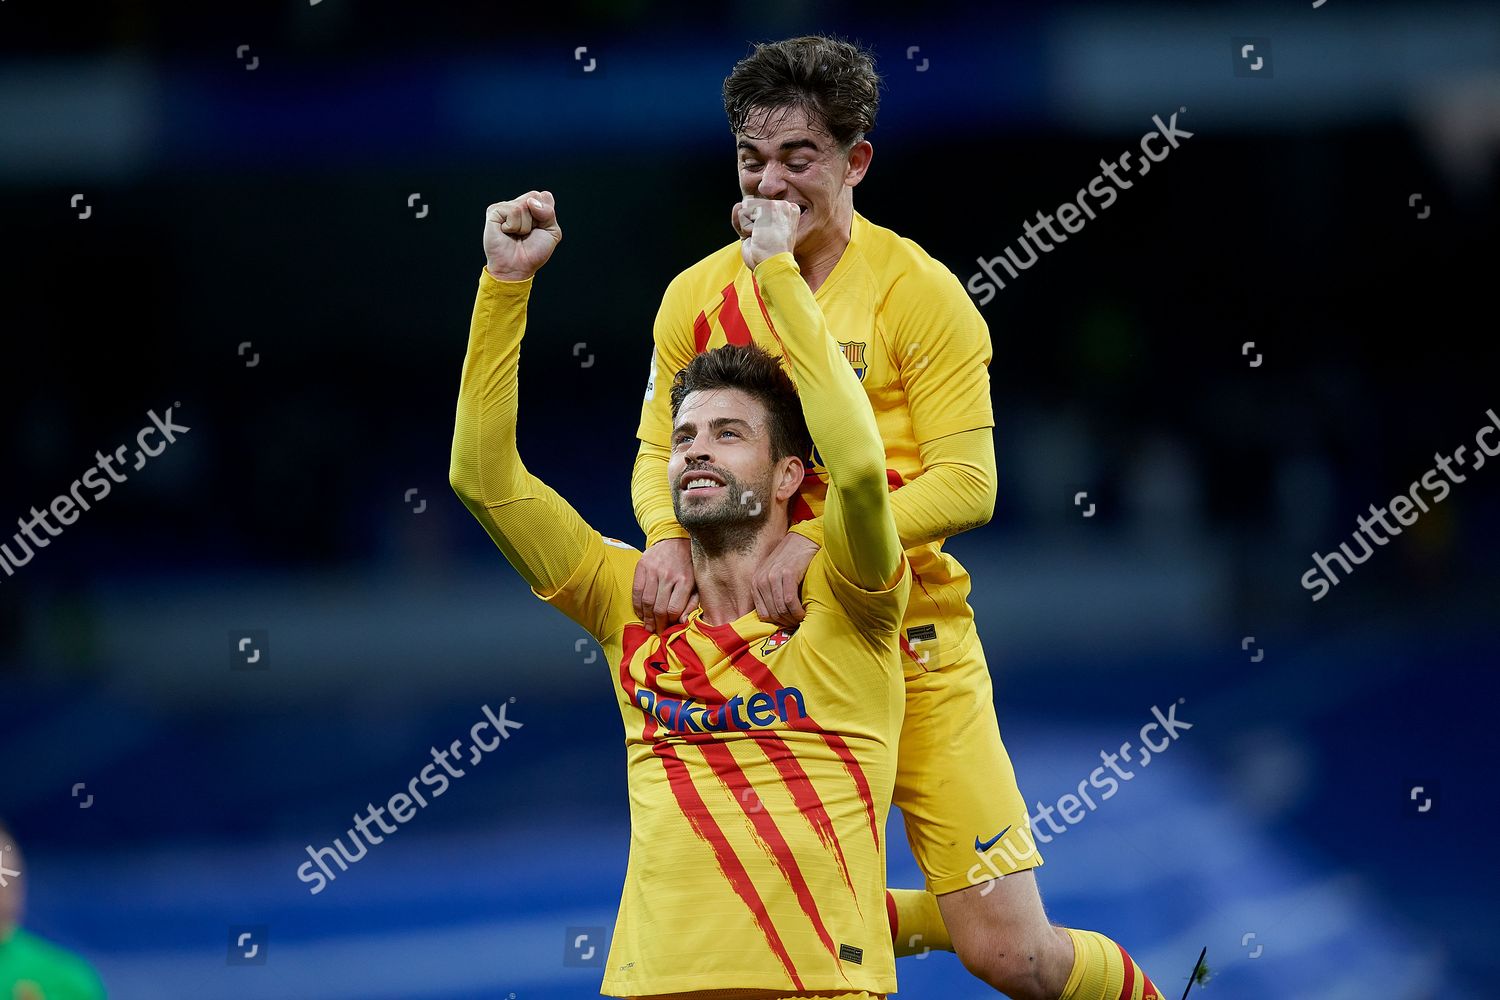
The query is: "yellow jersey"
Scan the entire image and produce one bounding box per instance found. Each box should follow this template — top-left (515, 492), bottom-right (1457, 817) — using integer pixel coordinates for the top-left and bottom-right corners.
top-left (542, 533), bottom-right (906, 996)
top-left (636, 210), bottom-right (993, 649)
top-left (451, 252), bottom-right (911, 997)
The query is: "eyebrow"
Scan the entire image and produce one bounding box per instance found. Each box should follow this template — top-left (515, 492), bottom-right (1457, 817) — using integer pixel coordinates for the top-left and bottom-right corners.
top-left (737, 138), bottom-right (820, 155)
top-left (672, 416), bottom-right (754, 438)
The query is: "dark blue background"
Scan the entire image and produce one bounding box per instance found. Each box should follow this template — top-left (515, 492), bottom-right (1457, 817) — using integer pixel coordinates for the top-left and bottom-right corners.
top-left (2, 2), bottom-right (1497, 997)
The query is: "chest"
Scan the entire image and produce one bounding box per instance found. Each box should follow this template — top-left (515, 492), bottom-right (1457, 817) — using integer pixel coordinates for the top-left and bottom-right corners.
top-left (697, 277), bottom-right (898, 398)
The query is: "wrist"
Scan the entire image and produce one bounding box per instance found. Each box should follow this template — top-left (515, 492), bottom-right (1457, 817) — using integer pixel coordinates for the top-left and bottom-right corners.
top-left (485, 265), bottom-right (534, 284)
top-left (753, 251), bottom-right (797, 275)
top-left (784, 529), bottom-right (821, 550)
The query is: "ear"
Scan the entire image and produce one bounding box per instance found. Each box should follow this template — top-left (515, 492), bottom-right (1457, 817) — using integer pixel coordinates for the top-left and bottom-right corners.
top-left (844, 140), bottom-right (873, 187)
top-left (774, 454), bottom-right (806, 502)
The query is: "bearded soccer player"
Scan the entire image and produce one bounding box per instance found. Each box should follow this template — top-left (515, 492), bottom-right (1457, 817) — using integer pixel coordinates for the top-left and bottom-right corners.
top-left (630, 36), bottom-right (1164, 1000)
top-left (451, 189), bottom-right (912, 999)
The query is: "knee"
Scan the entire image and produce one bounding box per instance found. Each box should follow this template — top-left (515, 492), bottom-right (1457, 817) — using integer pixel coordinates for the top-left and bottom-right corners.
top-left (952, 925), bottom-right (1068, 1000)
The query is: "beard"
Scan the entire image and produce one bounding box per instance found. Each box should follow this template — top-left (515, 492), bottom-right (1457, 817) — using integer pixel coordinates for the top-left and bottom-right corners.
top-left (671, 464), bottom-right (774, 556)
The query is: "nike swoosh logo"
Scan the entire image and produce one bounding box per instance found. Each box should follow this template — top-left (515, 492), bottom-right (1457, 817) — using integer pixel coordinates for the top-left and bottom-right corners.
top-left (974, 825), bottom-right (1011, 853)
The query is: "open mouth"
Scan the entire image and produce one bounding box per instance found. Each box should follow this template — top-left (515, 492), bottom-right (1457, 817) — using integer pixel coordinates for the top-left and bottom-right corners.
top-left (680, 471), bottom-right (726, 494)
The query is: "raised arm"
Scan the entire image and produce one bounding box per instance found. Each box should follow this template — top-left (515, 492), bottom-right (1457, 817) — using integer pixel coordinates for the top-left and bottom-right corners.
top-left (449, 192), bottom-right (595, 596)
top-left (741, 200), bottom-right (902, 593)
top-left (786, 258), bottom-right (997, 552)
top-left (784, 428), bottom-right (995, 552)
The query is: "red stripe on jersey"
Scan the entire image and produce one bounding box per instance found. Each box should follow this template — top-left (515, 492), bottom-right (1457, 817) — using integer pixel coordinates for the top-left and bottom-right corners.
top-left (655, 740), bottom-right (805, 991)
top-left (699, 740), bottom-right (843, 965)
top-left (897, 634), bottom-right (929, 668)
top-left (693, 310), bottom-right (712, 355)
top-left (627, 627), bottom-right (806, 990)
top-left (789, 493), bottom-right (817, 525)
top-left (1115, 942), bottom-right (1135, 1000)
top-left (720, 281), bottom-right (753, 346)
top-left (748, 276), bottom-right (793, 377)
top-left (808, 726), bottom-right (878, 847)
top-left (675, 640), bottom-right (859, 906)
top-left (697, 620), bottom-right (882, 850)
top-left (748, 731), bottom-right (858, 898)
top-left (618, 625), bottom-right (656, 739)
top-left (886, 468), bottom-right (904, 490)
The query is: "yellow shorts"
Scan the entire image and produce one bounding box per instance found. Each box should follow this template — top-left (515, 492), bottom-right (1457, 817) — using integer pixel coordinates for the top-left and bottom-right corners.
top-left (895, 619), bottom-right (1043, 895)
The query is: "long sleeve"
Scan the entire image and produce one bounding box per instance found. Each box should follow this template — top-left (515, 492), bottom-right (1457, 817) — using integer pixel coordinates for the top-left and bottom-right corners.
top-left (633, 438), bottom-right (690, 548)
top-left (632, 272), bottom-right (699, 544)
top-left (449, 268), bottom-right (598, 595)
top-left (788, 426), bottom-right (996, 551)
top-left (753, 252), bottom-right (902, 593)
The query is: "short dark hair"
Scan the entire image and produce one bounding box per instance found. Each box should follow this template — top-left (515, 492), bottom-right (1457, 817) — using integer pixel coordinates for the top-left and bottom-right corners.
top-left (669, 343), bottom-right (813, 464)
top-left (723, 34), bottom-right (883, 153)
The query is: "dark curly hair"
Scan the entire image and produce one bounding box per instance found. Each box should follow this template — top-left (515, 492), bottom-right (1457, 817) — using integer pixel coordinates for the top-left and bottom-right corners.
top-left (669, 343), bottom-right (813, 464)
top-left (723, 34), bottom-right (883, 153)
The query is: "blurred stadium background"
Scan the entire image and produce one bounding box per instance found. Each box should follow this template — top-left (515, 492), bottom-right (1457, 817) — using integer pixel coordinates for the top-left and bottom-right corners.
top-left (2, 1), bottom-right (1498, 997)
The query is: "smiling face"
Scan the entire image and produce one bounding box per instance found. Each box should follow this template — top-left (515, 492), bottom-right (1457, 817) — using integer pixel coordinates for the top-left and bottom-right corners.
top-left (736, 104), bottom-right (872, 254)
top-left (669, 387), bottom-right (780, 534)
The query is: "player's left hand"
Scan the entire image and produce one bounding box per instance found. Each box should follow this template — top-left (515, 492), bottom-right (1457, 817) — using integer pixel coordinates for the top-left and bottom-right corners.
top-left (736, 197), bottom-right (800, 270)
top-left (752, 531), bottom-right (820, 627)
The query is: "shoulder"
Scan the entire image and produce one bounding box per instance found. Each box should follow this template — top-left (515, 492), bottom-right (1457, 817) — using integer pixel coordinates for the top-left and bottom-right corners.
top-left (858, 212), bottom-right (972, 314)
top-left (662, 240), bottom-right (743, 310)
top-left (801, 547), bottom-right (911, 638)
top-left (597, 535), bottom-right (644, 578)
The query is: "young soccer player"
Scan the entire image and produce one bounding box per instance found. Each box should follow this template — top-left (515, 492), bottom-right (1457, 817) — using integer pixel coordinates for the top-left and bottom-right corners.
top-left (630, 36), bottom-right (1164, 1000)
top-left (452, 190), bottom-right (911, 999)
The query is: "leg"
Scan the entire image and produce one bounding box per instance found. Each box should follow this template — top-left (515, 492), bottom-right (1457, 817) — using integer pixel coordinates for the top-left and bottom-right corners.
top-left (891, 622), bottom-right (1164, 999)
top-left (938, 871), bottom-right (1073, 999)
top-left (888, 622), bottom-right (1049, 981)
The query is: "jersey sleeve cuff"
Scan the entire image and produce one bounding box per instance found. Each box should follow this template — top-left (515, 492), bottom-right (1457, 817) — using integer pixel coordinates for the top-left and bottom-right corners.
top-left (913, 410), bottom-right (995, 446)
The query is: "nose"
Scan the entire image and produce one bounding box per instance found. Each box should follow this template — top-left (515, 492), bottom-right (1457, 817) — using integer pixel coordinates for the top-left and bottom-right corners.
top-left (684, 435), bottom-right (714, 466)
top-left (756, 161), bottom-right (788, 198)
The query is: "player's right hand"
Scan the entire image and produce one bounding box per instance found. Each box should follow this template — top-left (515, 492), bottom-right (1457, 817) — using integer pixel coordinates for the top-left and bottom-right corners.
top-left (632, 537), bottom-right (699, 633)
top-left (483, 190), bottom-right (561, 281)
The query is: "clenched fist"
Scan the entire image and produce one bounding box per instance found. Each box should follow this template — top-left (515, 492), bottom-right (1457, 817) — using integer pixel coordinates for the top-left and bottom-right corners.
top-left (484, 190), bottom-right (561, 282)
top-left (733, 197), bottom-right (800, 271)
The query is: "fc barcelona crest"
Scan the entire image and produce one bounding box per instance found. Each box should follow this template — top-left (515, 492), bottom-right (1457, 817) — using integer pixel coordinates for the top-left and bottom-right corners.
top-left (838, 341), bottom-right (868, 381)
top-left (761, 628), bottom-right (795, 655)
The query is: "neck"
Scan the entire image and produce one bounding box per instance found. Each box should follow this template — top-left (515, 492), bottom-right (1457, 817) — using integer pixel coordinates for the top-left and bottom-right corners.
top-left (793, 198), bottom-right (854, 294)
top-left (689, 517), bottom-right (789, 625)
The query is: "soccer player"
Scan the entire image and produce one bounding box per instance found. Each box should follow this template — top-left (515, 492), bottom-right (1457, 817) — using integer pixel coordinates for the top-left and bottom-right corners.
top-left (629, 36), bottom-right (1164, 1000)
top-left (451, 190), bottom-right (912, 999)
top-left (0, 820), bottom-right (107, 1000)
